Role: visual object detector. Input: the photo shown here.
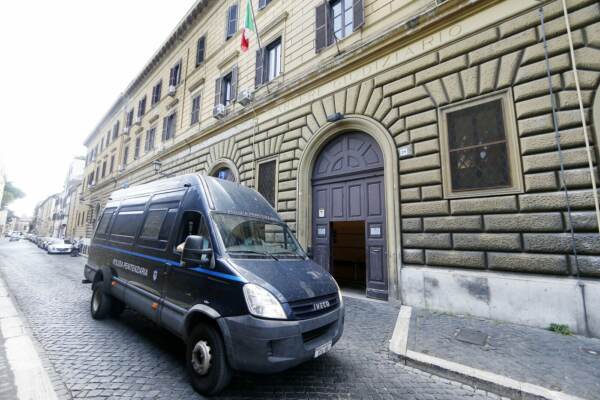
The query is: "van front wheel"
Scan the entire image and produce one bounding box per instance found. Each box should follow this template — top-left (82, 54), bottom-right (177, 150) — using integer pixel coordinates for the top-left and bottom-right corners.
top-left (186, 324), bottom-right (232, 396)
top-left (90, 283), bottom-right (112, 320)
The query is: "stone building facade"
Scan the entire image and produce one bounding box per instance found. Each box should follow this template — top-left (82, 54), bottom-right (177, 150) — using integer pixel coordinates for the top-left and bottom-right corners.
top-left (78, 0), bottom-right (600, 335)
top-left (33, 194), bottom-right (60, 237)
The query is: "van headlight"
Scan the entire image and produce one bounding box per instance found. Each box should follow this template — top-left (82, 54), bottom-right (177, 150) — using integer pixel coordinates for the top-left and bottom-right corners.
top-left (243, 284), bottom-right (287, 320)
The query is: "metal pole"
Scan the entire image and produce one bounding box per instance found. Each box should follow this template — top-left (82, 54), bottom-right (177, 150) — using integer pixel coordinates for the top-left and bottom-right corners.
top-left (560, 0), bottom-right (600, 234)
top-left (539, 6), bottom-right (590, 337)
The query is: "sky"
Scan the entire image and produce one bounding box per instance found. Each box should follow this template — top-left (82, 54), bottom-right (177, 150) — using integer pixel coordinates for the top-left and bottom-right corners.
top-left (0, 0), bottom-right (196, 217)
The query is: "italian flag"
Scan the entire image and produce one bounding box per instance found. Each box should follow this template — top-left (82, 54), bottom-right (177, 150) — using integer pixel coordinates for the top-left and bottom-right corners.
top-left (241, 0), bottom-right (254, 52)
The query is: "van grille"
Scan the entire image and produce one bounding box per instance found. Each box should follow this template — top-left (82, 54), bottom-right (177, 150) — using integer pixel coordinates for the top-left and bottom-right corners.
top-left (288, 293), bottom-right (339, 320)
top-left (302, 322), bottom-right (334, 343)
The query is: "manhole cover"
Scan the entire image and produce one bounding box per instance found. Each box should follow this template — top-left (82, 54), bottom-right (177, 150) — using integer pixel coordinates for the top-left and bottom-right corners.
top-left (582, 347), bottom-right (600, 356)
top-left (455, 329), bottom-right (489, 346)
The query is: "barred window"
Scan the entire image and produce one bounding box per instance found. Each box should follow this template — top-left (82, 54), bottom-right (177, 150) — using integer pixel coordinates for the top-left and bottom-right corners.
top-left (257, 159), bottom-right (277, 207)
top-left (440, 92), bottom-right (523, 198)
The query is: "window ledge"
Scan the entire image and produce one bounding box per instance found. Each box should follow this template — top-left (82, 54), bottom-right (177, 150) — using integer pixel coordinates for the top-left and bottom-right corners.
top-left (260, 11), bottom-right (288, 38)
top-left (217, 50), bottom-right (239, 70)
top-left (188, 77), bottom-right (205, 93)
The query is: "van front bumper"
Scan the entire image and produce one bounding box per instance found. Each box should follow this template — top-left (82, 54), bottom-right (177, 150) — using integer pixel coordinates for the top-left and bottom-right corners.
top-left (219, 304), bottom-right (344, 373)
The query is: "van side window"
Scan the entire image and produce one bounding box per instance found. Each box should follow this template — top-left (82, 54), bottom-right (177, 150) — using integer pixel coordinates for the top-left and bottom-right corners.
top-left (110, 206), bottom-right (145, 244)
top-left (96, 208), bottom-right (116, 237)
top-left (137, 202), bottom-right (179, 250)
top-left (176, 211), bottom-right (210, 252)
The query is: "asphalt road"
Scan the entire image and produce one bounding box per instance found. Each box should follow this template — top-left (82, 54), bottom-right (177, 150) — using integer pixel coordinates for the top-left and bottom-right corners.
top-left (0, 240), bottom-right (505, 399)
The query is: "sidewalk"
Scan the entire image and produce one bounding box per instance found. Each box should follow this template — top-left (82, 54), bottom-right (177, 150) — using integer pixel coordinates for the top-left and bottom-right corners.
top-left (0, 273), bottom-right (71, 400)
top-left (390, 306), bottom-right (600, 400)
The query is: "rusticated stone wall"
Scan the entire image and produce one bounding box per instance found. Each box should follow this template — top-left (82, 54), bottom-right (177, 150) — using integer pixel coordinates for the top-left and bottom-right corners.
top-left (90, 0), bottom-right (600, 280)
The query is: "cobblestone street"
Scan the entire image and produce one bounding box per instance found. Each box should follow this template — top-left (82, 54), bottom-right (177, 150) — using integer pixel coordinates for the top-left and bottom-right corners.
top-left (0, 240), bottom-right (507, 399)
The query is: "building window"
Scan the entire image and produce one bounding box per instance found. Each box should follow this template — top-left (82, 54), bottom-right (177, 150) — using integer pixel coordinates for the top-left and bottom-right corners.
top-left (225, 4), bottom-right (239, 40)
top-left (162, 113), bottom-right (176, 141)
top-left (258, 0), bottom-right (271, 10)
top-left (152, 81), bottom-right (162, 106)
top-left (315, 0), bottom-right (364, 52)
top-left (212, 167), bottom-right (236, 182)
top-left (213, 67), bottom-right (238, 116)
top-left (134, 136), bottom-right (141, 159)
top-left (112, 121), bottom-right (120, 140)
top-left (106, 131), bottom-right (111, 146)
top-left (191, 94), bottom-right (201, 125)
top-left (138, 96), bottom-right (147, 118)
top-left (126, 108), bottom-right (134, 129)
top-left (101, 161), bottom-right (107, 178)
top-left (256, 37), bottom-right (282, 87)
top-left (145, 127), bottom-right (156, 152)
top-left (196, 36), bottom-right (206, 66)
top-left (123, 146), bottom-right (129, 167)
top-left (439, 91), bottom-right (523, 198)
top-left (110, 155), bottom-right (115, 173)
top-left (257, 159), bottom-right (277, 207)
top-left (169, 61), bottom-right (182, 88)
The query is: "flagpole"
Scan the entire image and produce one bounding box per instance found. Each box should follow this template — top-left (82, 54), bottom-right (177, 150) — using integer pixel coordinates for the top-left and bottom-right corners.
top-left (248, 0), bottom-right (262, 51)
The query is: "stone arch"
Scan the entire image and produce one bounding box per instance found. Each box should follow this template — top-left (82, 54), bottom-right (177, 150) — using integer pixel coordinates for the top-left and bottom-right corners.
top-left (593, 82), bottom-right (600, 163)
top-left (207, 158), bottom-right (240, 182)
top-left (296, 114), bottom-right (402, 301)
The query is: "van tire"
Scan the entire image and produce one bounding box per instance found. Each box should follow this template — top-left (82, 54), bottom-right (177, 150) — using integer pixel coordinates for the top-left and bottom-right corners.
top-left (90, 283), bottom-right (112, 320)
top-left (186, 324), bottom-right (232, 396)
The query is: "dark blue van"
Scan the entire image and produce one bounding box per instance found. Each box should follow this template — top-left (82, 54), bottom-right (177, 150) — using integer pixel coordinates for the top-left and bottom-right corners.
top-left (84, 174), bottom-right (344, 395)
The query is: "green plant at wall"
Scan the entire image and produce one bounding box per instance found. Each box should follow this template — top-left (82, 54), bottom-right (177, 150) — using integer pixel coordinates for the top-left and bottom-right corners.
top-left (548, 323), bottom-right (572, 336)
top-left (1, 181), bottom-right (25, 208)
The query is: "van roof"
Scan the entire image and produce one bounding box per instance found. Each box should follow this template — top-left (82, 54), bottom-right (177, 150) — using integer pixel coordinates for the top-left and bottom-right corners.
top-left (108, 174), bottom-right (280, 221)
top-left (109, 174), bottom-right (201, 200)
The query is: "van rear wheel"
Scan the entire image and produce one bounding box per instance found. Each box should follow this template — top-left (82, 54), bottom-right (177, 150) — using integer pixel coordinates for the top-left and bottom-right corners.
top-left (186, 324), bottom-right (232, 396)
top-left (90, 283), bottom-right (112, 320)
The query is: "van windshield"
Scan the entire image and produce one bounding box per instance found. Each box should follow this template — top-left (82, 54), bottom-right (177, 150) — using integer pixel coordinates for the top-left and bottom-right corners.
top-left (212, 213), bottom-right (305, 259)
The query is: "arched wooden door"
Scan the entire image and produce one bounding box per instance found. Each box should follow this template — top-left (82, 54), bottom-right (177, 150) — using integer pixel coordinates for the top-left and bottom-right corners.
top-left (311, 132), bottom-right (388, 300)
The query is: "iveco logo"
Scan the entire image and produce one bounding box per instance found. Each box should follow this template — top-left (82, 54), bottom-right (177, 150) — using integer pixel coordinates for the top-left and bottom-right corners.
top-left (313, 300), bottom-right (331, 311)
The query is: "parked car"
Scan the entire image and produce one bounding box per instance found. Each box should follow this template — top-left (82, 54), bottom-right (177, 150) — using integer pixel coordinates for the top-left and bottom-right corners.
top-left (47, 239), bottom-right (74, 254)
top-left (9, 234), bottom-right (20, 242)
top-left (84, 174), bottom-right (344, 396)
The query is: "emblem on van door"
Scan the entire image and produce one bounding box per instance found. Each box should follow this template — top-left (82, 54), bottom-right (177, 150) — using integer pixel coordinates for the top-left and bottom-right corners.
top-left (313, 300), bottom-right (331, 311)
top-left (152, 270), bottom-right (158, 281)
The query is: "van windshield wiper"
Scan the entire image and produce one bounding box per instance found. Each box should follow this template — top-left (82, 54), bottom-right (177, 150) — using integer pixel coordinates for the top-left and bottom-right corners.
top-left (228, 250), bottom-right (279, 261)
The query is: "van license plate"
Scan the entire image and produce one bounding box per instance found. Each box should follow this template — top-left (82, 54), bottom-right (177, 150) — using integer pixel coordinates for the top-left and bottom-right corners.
top-left (314, 341), bottom-right (332, 358)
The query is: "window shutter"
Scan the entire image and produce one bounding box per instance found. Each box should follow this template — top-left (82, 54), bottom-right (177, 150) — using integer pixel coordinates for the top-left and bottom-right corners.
top-left (213, 77), bottom-right (222, 116)
top-left (353, 0), bottom-right (365, 31)
top-left (162, 118), bottom-right (167, 141)
top-left (315, 3), bottom-right (331, 52)
top-left (227, 5), bottom-right (238, 39)
top-left (196, 36), bottom-right (206, 66)
top-left (255, 49), bottom-right (265, 87)
top-left (231, 66), bottom-right (238, 101)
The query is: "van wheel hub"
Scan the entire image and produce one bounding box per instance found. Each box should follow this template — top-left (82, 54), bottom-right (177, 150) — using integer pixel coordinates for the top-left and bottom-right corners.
top-left (191, 340), bottom-right (211, 375)
top-left (92, 288), bottom-right (101, 312)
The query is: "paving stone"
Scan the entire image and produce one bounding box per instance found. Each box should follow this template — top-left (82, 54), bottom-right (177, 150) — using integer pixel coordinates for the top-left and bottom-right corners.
top-left (0, 241), bottom-right (496, 400)
top-left (408, 307), bottom-right (600, 400)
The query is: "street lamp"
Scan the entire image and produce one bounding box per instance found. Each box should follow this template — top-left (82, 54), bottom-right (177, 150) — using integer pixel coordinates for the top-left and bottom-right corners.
top-left (152, 159), bottom-right (172, 178)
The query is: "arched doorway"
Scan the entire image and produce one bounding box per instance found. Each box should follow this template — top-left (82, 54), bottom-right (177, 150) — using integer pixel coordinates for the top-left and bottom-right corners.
top-left (208, 159), bottom-right (239, 182)
top-left (311, 132), bottom-right (388, 300)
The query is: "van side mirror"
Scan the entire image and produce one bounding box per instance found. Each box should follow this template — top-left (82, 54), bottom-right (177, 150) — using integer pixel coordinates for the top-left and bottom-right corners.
top-left (181, 235), bottom-right (213, 267)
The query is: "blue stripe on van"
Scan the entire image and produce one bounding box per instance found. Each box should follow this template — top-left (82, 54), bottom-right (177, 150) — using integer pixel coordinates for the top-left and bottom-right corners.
top-left (93, 243), bottom-right (246, 283)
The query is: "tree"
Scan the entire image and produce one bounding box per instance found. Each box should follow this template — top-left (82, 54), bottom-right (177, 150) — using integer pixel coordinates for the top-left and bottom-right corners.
top-left (1, 181), bottom-right (25, 208)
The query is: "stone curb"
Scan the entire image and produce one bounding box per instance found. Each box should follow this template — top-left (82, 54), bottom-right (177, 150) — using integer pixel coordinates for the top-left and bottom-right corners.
top-left (389, 306), bottom-right (587, 400)
top-left (0, 273), bottom-right (72, 400)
